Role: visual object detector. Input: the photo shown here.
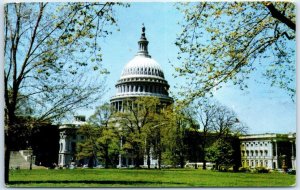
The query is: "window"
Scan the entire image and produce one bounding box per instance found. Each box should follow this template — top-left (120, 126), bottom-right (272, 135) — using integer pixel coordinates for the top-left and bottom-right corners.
top-left (71, 142), bottom-right (76, 152)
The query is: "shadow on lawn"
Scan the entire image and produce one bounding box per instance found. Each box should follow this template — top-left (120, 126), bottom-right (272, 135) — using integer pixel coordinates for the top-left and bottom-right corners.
top-left (9, 180), bottom-right (185, 186)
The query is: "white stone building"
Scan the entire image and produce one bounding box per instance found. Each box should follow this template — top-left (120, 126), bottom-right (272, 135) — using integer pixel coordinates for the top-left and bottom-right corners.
top-left (58, 116), bottom-right (88, 167)
top-left (239, 133), bottom-right (296, 170)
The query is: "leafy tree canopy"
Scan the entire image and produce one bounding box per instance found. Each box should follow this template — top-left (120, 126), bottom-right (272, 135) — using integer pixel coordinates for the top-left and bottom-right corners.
top-left (175, 2), bottom-right (295, 101)
top-left (4, 2), bottom-right (126, 126)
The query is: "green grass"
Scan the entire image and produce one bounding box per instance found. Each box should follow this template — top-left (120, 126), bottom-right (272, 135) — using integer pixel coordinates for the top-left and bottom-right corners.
top-left (8, 168), bottom-right (296, 187)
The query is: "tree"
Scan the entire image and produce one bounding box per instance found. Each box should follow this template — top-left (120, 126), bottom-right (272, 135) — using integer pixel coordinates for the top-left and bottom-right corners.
top-left (115, 97), bottom-right (162, 168)
top-left (206, 138), bottom-right (234, 171)
top-left (187, 98), bottom-right (217, 170)
top-left (184, 98), bottom-right (247, 169)
top-left (76, 124), bottom-right (101, 168)
top-left (213, 104), bottom-right (248, 139)
top-left (161, 103), bottom-right (191, 168)
top-left (96, 126), bottom-right (120, 168)
top-left (89, 103), bottom-right (119, 168)
top-left (175, 2), bottom-right (295, 101)
top-left (4, 2), bottom-right (124, 183)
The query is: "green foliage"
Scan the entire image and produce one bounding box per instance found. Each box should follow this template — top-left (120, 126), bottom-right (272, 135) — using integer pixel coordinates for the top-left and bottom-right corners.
top-left (160, 104), bottom-right (190, 167)
top-left (76, 124), bottom-right (101, 164)
top-left (77, 103), bottom-right (120, 167)
top-left (175, 2), bottom-right (295, 101)
top-left (115, 97), bottom-right (163, 167)
top-left (206, 138), bottom-right (234, 170)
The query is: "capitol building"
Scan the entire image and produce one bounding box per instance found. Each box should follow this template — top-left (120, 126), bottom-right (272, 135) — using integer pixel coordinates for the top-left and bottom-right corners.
top-left (58, 26), bottom-right (173, 168)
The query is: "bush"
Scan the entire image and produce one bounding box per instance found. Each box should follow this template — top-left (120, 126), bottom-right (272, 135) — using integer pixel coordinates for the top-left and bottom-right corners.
top-left (239, 167), bottom-right (250, 173)
top-left (255, 167), bottom-right (269, 173)
top-left (287, 169), bottom-right (296, 175)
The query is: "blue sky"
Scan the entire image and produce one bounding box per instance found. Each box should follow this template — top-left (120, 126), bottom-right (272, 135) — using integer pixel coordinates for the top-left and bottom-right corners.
top-left (78, 2), bottom-right (296, 134)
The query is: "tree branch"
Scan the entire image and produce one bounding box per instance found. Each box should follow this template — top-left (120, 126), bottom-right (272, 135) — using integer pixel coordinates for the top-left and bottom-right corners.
top-left (264, 2), bottom-right (295, 31)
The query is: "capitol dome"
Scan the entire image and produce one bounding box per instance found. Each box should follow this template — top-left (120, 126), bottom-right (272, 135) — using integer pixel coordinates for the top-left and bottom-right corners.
top-left (121, 56), bottom-right (164, 79)
top-left (110, 25), bottom-right (173, 111)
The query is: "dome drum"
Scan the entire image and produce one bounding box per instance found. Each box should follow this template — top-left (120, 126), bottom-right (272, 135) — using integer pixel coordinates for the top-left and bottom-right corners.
top-left (116, 77), bottom-right (169, 86)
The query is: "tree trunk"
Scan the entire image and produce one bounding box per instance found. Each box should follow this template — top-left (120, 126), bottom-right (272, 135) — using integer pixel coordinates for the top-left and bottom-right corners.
top-left (158, 148), bottom-right (161, 170)
top-left (104, 145), bottom-right (109, 168)
top-left (134, 144), bottom-right (144, 167)
top-left (146, 138), bottom-right (151, 169)
top-left (180, 154), bottom-right (184, 168)
top-left (4, 140), bottom-right (10, 184)
top-left (203, 160), bottom-right (207, 170)
top-left (146, 147), bottom-right (150, 169)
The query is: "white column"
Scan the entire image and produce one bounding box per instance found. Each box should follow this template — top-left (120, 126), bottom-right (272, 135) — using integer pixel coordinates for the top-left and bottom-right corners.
top-left (291, 140), bottom-right (295, 169)
top-left (118, 137), bottom-right (123, 168)
top-left (275, 141), bottom-right (278, 168)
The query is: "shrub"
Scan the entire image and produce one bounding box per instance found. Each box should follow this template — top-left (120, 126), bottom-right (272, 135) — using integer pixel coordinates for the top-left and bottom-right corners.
top-left (255, 167), bottom-right (269, 173)
top-left (239, 167), bottom-right (250, 173)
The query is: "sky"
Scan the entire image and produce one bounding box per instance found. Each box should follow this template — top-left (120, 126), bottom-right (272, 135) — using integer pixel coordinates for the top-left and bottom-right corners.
top-left (78, 2), bottom-right (296, 135)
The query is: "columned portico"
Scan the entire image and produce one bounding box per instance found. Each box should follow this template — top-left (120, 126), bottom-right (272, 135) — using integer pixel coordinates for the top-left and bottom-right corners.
top-left (240, 133), bottom-right (296, 170)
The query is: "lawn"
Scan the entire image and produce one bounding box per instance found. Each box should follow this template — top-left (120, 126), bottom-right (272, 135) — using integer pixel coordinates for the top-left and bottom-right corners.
top-left (8, 168), bottom-right (296, 187)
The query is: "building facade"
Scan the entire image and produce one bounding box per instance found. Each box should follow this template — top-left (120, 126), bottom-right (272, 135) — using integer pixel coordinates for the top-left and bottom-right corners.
top-left (58, 116), bottom-right (88, 167)
top-left (110, 26), bottom-right (173, 167)
top-left (239, 133), bottom-right (296, 170)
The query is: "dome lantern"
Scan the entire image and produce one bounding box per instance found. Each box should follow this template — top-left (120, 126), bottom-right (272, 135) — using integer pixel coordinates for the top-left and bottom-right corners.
top-left (137, 24), bottom-right (150, 58)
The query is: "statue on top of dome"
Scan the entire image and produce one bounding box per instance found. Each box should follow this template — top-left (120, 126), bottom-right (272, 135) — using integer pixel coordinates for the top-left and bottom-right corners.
top-left (141, 23), bottom-right (146, 39)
